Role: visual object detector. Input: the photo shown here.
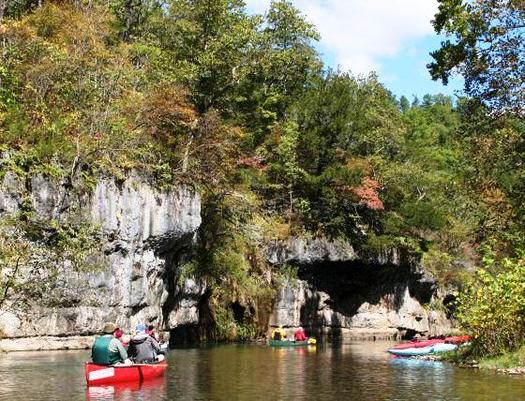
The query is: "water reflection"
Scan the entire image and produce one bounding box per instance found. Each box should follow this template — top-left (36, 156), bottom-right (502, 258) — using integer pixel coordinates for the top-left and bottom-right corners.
top-left (86, 377), bottom-right (166, 401)
top-left (1, 343), bottom-right (525, 400)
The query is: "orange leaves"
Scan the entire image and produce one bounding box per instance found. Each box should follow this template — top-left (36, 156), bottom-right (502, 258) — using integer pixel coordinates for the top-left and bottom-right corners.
top-left (334, 158), bottom-right (384, 211)
top-left (139, 84), bottom-right (197, 142)
top-left (481, 186), bottom-right (507, 205)
top-left (351, 177), bottom-right (384, 210)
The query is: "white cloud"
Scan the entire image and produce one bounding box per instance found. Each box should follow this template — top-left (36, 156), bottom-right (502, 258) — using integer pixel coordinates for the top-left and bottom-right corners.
top-left (245, 0), bottom-right (438, 75)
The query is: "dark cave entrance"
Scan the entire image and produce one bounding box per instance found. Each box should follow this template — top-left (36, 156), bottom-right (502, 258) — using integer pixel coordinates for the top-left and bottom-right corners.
top-left (295, 260), bottom-right (435, 329)
top-left (169, 324), bottom-right (201, 347)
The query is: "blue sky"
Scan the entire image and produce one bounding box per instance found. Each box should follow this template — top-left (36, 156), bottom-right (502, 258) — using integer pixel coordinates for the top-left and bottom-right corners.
top-left (245, 0), bottom-right (463, 101)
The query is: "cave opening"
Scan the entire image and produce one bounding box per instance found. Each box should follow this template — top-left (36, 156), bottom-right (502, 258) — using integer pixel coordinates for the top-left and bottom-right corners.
top-left (296, 260), bottom-right (434, 319)
top-left (169, 324), bottom-right (200, 347)
top-left (230, 301), bottom-right (246, 324)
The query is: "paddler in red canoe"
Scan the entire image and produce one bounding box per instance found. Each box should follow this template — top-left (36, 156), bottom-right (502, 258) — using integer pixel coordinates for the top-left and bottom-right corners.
top-left (91, 322), bottom-right (133, 366)
top-left (128, 323), bottom-right (166, 363)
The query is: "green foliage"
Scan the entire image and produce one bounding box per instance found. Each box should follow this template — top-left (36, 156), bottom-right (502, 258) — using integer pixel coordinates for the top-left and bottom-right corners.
top-left (429, 0), bottom-right (525, 113)
top-left (255, 72), bottom-right (471, 255)
top-left (239, 0), bottom-right (320, 135)
top-left (190, 190), bottom-right (274, 341)
top-left (0, 214), bottom-right (101, 310)
top-left (109, 0), bottom-right (158, 40)
top-left (213, 304), bottom-right (238, 341)
top-left (256, 72), bottom-right (404, 237)
top-left (293, 72), bottom-right (403, 170)
top-left (212, 303), bottom-right (256, 342)
top-left (478, 344), bottom-right (525, 370)
top-left (2, 0), bottom-right (524, 355)
top-left (422, 247), bottom-right (470, 288)
top-left (272, 264), bottom-right (299, 287)
top-left (0, 65), bottom-right (18, 110)
top-left (1, 0), bottom-right (39, 19)
top-left (456, 251), bottom-right (525, 356)
top-left (156, 0), bottom-right (260, 113)
top-left (139, 0), bottom-right (320, 138)
top-left (451, 101), bottom-right (525, 254)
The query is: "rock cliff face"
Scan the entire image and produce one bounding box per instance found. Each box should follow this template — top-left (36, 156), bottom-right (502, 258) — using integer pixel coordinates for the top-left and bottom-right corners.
top-left (0, 173), bottom-right (455, 350)
top-left (267, 238), bottom-right (454, 340)
top-left (0, 172), bottom-right (203, 350)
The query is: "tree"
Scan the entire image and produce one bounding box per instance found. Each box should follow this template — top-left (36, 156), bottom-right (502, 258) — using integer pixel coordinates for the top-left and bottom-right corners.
top-left (231, 0), bottom-right (321, 140)
top-left (1, 0), bottom-right (41, 19)
top-left (155, 0), bottom-right (259, 113)
top-left (293, 71), bottom-right (403, 175)
top-left (456, 252), bottom-right (525, 356)
top-left (429, 0), bottom-right (525, 113)
top-left (126, 0), bottom-right (319, 139)
top-left (111, 0), bottom-right (158, 41)
top-left (257, 0), bottom-right (320, 112)
top-left (259, 71), bottom-right (406, 235)
top-left (266, 121), bottom-right (306, 222)
top-left (399, 95), bottom-right (410, 113)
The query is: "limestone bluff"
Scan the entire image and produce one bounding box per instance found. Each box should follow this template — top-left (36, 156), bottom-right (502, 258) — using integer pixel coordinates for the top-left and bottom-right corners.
top-left (0, 173), bottom-right (454, 351)
top-left (0, 172), bottom-right (201, 350)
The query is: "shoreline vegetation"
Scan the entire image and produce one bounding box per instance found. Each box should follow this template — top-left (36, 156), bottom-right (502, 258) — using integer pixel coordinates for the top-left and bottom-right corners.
top-left (412, 345), bottom-right (525, 374)
top-left (1, 0), bottom-right (524, 368)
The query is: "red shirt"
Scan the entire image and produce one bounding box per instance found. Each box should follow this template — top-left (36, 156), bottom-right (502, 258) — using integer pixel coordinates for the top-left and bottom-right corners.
top-left (294, 329), bottom-right (307, 341)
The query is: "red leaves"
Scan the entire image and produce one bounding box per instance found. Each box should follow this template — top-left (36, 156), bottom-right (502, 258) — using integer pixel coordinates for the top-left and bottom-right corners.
top-left (237, 156), bottom-right (267, 170)
top-left (351, 177), bottom-right (384, 210)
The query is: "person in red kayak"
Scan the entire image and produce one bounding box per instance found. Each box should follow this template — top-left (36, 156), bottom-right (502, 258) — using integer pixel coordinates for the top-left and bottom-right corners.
top-left (294, 326), bottom-right (307, 342)
top-left (91, 322), bottom-right (132, 366)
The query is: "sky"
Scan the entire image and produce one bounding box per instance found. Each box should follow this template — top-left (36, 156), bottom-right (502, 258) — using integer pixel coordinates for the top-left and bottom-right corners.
top-left (245, 0), bottom-right (463, 101)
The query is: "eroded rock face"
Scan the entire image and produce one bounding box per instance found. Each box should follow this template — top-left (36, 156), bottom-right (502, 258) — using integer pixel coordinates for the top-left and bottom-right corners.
top-left (0, 172), bottom-right (456, 349)
top-left (267, 237), bottom-right (359, 265)
top-left (0, 173), bottom-right (203, 348)
top-left (268, 238), bottom-right (455, 339)
top-left (0, 172), bottom-right (23, 214)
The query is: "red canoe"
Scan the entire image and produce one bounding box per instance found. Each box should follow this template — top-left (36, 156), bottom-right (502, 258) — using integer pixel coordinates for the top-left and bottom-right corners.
top-left (85, 361), bottom-right (168, 385)
top-left (391, 335), bottom-right (470, 350)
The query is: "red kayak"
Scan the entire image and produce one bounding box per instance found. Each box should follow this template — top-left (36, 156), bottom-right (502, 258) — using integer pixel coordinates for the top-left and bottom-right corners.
top-left (391, 335), bottom-right (470, 350)
top-left (390, 339), bottom-right (445, 350)
top-left (445, 335), bottom-right (470, 344)
top-left (85, 361), bottom-right (168, 385)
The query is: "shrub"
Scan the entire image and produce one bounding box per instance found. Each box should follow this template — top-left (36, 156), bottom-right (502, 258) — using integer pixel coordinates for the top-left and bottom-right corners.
top-left (456, 250), bottom-right (525, 356)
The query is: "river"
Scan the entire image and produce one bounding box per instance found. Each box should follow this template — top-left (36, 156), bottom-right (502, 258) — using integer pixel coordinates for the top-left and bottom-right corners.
top-left (0, 341), bottom-right (524, 400)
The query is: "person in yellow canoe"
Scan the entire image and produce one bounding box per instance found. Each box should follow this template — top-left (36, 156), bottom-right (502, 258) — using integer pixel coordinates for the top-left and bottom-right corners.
top-left (271, 325), bottom-right (287, 341)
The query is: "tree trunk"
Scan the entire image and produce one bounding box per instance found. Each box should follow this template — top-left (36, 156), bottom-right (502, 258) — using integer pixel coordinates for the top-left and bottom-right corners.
top-left (0, 2), bottom-right (5, 20)
top-left (181, 135), bottom-right (193, 173)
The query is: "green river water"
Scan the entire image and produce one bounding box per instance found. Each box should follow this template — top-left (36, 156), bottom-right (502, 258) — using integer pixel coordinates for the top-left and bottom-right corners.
top-left (0, 341), bottom-right (524, 400)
